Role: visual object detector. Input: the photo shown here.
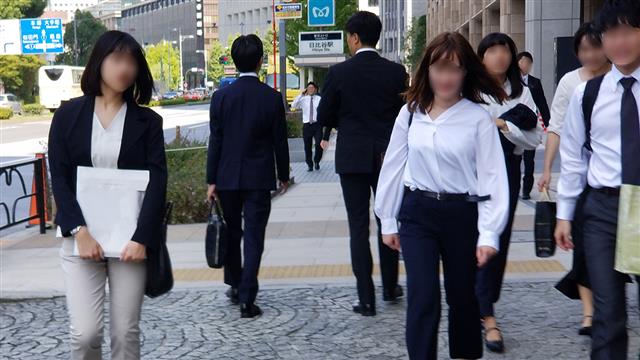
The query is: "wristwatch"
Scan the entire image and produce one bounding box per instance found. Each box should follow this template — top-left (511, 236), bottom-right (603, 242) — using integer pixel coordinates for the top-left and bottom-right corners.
top-left (70, 226), bottom-right (83, 236)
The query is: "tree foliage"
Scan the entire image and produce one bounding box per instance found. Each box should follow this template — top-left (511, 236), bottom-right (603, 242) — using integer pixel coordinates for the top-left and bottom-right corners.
top-left (404, 15), bottom-right (427, 73)
top-left (145, 41), bottom-right (181, 91)
top-left (56, 11), bottom-right (107, 66)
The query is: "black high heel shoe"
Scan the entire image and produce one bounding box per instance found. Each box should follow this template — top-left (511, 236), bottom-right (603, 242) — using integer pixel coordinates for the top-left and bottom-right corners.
top-left (579, 315), bottom-right (593, 337)
top-left (484, 327), bottom-right (504, 353)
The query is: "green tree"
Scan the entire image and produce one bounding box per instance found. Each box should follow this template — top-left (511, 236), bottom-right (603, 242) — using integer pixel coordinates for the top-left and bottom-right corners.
top-left (145, 41), bottom-right (180, 90)
top-left (0, 0), bottom-right (46, 103)
top-left (207, 38), bottom-right (232, 87)
top-left (0, 55), bottom-right (45, 103)
top-left (404, 15), bottom-right (427, 73)
top-left (56, 10), bottom-right (107, 66)
top-left (0, 0), bottom-right (46, 18)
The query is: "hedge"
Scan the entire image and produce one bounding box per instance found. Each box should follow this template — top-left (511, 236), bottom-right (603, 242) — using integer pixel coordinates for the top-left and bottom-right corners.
top-left (286, 111), bottom-right (303, 138)
top-left (0, 108), bottom-right (13, 120)
top-left (23, 103), bottom-right (45, 115)
top-left (148, 98), bottom-right (186, 107)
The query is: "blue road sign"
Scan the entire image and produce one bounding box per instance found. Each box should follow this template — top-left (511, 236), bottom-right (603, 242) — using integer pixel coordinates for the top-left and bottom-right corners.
top-left (308, 0), bottom-right (335, 27)
top-left (20, 18), bottom-right (64, 54)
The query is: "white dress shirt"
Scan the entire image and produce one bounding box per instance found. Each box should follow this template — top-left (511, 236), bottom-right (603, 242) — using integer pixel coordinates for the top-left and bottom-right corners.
top-left (291, 93), bottom-right (321, 124)
top-left (374, 100), bottom-right (510, 251)
top-left (547, 68), bottom-right (584, 136)
top-left (480, 80), bottom-right (544, 155)
top-left (239, 72), bottom-right (259, 78)
top-left (355, 47), bottom-right (378, 55)
top-left (557, 65), bottom-right (640, 220)
top-left (91, 102), bottom-right (127, 169)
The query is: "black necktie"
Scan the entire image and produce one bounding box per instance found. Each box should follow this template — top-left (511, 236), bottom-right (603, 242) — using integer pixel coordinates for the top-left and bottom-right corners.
top-left (620, 77), bottom-right (640, 185)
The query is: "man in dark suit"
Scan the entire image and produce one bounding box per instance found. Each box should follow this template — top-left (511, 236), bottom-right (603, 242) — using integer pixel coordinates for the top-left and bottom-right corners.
top-left (206, 34), bottom-right (290, 319)
top-left (317, 11), bottom-right (408, 316)
top-left (517, 51), bottom-right (550, 200)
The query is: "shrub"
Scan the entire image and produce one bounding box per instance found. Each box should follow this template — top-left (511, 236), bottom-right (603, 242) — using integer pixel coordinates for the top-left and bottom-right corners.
top-left (165, 137), bottom-right (209, 224)
top-left (148, 98), bottom-right (187, 107)
top-left (0, 108), bottom-right (13, 120)
top-left (23, 103), bottom-right (45, 115)
top-left (286, 111), bottom-right (303, 138)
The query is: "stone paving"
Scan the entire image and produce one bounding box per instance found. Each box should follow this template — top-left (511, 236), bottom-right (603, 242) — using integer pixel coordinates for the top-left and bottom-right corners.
top-left (2, 281), bottom-right (640, 359)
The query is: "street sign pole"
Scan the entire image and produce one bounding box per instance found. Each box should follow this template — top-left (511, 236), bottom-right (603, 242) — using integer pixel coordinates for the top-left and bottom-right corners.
top-left (279, 19), bottom-right (287, 107)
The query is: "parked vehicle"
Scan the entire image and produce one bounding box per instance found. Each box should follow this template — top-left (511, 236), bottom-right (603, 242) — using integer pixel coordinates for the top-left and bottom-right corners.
top-left (0, 93), bottom-right (22, 115)
top-left (183, 90), bottom-right (204, 101)
top-left (38, 65), bottom-right (84, 110)
top-left (162, 91), bottom-right (179, 100)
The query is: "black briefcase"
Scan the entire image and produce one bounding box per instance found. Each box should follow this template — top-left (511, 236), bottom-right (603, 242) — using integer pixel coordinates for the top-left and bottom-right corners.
top-left (534, 190), bottom-right (557, 258)
top-left (145, 201), bottom-right (174, 298)
top-left (205, 200), bottom-right (227, 268)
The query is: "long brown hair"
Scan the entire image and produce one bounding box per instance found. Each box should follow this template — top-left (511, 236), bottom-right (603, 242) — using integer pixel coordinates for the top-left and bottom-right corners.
top-left (405, 32), bottom-right (506, 113)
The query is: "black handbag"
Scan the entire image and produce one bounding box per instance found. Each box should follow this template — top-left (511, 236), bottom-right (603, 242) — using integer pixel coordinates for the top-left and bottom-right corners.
top-left (534, 189), bottom-right (557, 258)
top-left (145, 202), bottom-right (174, 298)
top-left (206, 199), bottom-right (227, 269)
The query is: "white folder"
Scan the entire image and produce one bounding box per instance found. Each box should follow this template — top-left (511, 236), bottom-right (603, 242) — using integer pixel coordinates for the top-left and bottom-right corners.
top-left (75, 166), bottom-right (150, 258)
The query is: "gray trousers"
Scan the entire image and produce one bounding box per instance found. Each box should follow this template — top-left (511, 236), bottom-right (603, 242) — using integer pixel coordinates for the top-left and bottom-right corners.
top-left (60, 238), bottom-right (146, 360)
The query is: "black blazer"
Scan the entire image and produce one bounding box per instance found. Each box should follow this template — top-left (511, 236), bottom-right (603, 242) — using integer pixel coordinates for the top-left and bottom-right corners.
top-left (48, 95), bottom-right (168, 249)
top-left (317, 51), bottom-right (408, 174)
top-left (207, 76), bottom-right (290, 190)
top-left (526, 75), bottom-right (550, 126)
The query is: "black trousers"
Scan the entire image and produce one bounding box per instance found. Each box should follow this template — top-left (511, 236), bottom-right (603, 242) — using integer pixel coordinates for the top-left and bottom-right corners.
top-left (476, 153), bottom-right (521, 317)
top-left (522, 149), bottom-right (535, 196)
top-left (218, 190), bottom-right (271, 305)
top-left (339, 171), bottom-right (399, 306)
top-left (303, 122), bottom-right (323, 168)
top-left (399, 190), bottom-right (483, 360)
top-left (582, 189), bottom-right (629, 360)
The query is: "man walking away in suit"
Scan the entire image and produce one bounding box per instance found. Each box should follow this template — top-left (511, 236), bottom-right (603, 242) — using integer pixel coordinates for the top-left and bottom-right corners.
top-left (317, 11), bottom-right (408, 317)
top-left (517, 51), bottom-right (549, 200)
top-left (206, 34), bottom-right (290, 319)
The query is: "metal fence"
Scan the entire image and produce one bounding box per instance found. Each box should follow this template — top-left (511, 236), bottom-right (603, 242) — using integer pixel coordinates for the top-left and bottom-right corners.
top-left (0, 158), bottom-right (47, 234)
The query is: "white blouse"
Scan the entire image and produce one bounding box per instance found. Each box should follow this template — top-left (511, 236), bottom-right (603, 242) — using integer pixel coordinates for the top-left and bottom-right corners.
top-left (374, 99), bottom-right (510, 251)
top-left (91, 103), bottom-right (127, 169)
top-left (480, 80), bottom-right (544, 155)
top-left (546, 68), bottom-right (584, 136)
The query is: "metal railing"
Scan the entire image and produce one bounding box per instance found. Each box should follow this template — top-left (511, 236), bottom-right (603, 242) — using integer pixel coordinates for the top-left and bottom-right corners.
top-left (0, 158), bottom-right (47, 234)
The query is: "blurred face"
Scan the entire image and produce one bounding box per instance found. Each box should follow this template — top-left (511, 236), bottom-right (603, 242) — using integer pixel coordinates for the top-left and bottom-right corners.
top-left (518, 57), bottom-right (532, 75)
top-left (428, 56), bottom-right (465, 100)
top-left (306, 84), bottom-right (317, 95)
top-left (101, 50), bottom-right (138, 93)
top-left (482, 45), bottom-right (512, 77)
top-left (576, 36), bottom-right (609, 71)
top-left (346, 32), bottom-right (359, 55)
top-left (601, 24), bottom-right (640, 68)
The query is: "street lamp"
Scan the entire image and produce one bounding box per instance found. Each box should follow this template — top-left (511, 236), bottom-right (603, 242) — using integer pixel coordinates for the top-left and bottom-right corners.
top-left (172, 28), bottom-right (194, 91)
top-left (196, 49), bottom-right (208, 90)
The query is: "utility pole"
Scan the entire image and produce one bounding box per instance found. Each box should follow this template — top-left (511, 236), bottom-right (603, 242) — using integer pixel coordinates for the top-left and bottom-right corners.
top-left (272, 0), bottom-right (277, 89)
top-left (278, 19), bottom-right (287, 107)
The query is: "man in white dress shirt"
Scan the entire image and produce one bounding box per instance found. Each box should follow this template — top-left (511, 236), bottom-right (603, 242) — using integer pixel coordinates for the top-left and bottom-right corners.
top-left (555, 1), bottom-right (640, 358)
top-left (291, 81), bottom-right (322, 171)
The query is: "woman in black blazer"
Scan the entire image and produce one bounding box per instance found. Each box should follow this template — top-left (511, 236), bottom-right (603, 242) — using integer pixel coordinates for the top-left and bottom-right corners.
top-left (48, 30), bottom-right (167, 359)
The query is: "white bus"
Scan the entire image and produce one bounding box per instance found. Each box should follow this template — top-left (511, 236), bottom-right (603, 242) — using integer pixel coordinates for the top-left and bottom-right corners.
top-left (38, 65), bottom-right (84, 110)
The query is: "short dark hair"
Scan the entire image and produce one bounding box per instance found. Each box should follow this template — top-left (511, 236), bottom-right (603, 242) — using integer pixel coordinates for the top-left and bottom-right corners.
top-left (517, 51), bottom-right (533, 62)
top-left (81, 30), bottom-right (154, 105)
top-left (306, 81), bottom-right (318, 90)
top-left (405, 32), bottom-right (506, 114)
top-left (231, 34), bottom-right (264, 73)
top-left (477, 32), bottom-right (523, 100)
top-left (595, 0), bottom-right (640, 33)
top-left (345, 11), bottom-right (382, 47)
top-left (573, 21), bottom-right (602, 55)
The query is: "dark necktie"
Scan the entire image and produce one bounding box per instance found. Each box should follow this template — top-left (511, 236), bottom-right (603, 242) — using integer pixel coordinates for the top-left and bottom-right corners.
top-left (309, 96), bottom-right (314, 124)
top-left (620, 77), bottom-right (640, 185)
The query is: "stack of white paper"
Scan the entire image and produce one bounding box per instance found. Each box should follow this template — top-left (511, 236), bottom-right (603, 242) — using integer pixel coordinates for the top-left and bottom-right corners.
top-left (75, 166), bottom-right (150, 258)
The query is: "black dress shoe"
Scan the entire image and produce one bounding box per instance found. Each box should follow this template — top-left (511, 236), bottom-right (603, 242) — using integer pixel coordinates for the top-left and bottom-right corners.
top-left (484, 327), bottom-right (504, 353)
top-left (225, 287), bottom-right (239, 304)
top-left (352, 302), bottom-right (376, 316)
top-left (240, 303), bottom-right (262, 318)
top-left (383, 285), bottom-right (404, 302)
top-left (579, 315), bottom-right (592, 336)
top-left (307, 166), bottom-right (313, 172)
top-left (315, 163), bottom-right (320, 170)
top-left (522, 194), bottom-right (531, 200)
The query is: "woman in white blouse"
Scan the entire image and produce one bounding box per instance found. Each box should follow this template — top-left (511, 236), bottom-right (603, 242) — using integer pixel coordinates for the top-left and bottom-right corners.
top-left (538, 22), bottom-right (610, 336)
top-left (474, 32), bottom-right (544, 353)
top-left (48, 31), bottom-right (167, 359)
top-left (375, 32), bottom-right (509, 360)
